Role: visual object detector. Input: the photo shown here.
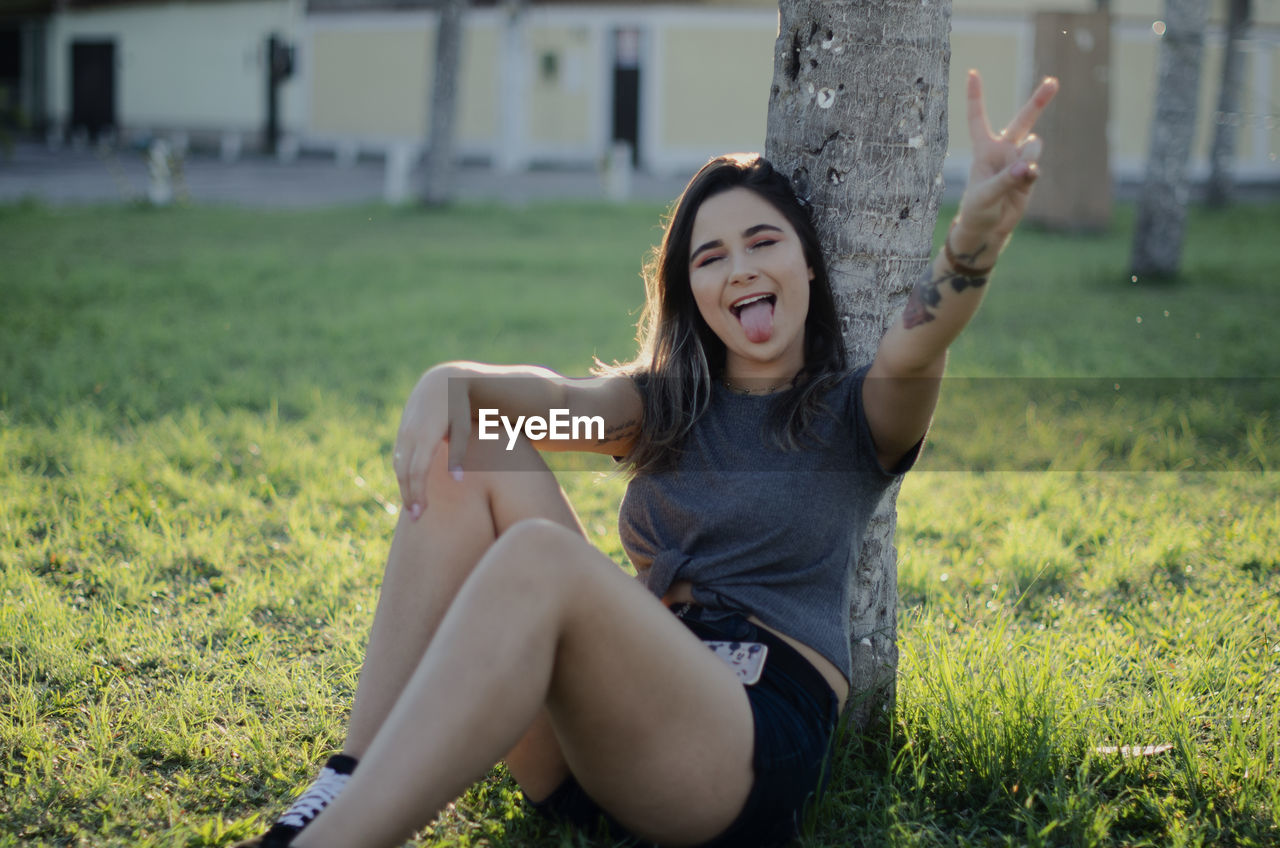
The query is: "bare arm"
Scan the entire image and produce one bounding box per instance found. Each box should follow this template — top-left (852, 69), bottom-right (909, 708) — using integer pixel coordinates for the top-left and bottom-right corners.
top-left (863, 70), bottom-right (1059, 470)
top-left (462, 363), bottom-right (643, 455)
top-left (393, 361), bottom-right (641, 518)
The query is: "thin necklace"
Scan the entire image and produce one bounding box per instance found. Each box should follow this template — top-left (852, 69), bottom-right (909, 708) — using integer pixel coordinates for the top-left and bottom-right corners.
top-left (721, 374), bottom-right (798, 395)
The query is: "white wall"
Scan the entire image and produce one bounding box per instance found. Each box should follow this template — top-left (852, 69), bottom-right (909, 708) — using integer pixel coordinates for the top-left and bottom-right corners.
top-left (47, 0), bottom-right (304, 136)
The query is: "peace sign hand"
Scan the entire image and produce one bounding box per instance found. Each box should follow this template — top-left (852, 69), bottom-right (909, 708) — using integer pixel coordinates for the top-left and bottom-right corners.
top-left (952, 70), bottom-right (1059, 261)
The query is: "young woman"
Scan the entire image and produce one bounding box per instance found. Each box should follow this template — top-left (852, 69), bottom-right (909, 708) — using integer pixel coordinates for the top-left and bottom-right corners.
top-left (236, 70), bottom-right (1057, 848)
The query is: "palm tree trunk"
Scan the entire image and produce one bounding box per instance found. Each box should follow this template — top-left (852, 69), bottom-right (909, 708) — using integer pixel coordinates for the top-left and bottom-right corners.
top-left (423, 0), bottom-right (467, 207)
top-left (1131, 0), bottom-right (1209, 277)
top-left (1206, 0), bottom-right (1252, 207)
top-left (766, 0), bottom-right (951, 730)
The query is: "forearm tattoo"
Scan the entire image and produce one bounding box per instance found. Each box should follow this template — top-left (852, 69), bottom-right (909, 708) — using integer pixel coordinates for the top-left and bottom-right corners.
top-left (902, 264), bottom-right (990, 329)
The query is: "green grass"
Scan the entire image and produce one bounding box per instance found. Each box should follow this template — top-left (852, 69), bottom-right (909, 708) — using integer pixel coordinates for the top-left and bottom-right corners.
top-left (1, 197), bottom-right (1277, 847)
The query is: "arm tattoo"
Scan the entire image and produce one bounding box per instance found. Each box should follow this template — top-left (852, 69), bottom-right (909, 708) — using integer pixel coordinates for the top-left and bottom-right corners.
top-left (902, 271), bottom-right (939, 328)
top-left (902, 264), bottom-right (989, 330)
top-left (596, 418), bottom-right (639, 445)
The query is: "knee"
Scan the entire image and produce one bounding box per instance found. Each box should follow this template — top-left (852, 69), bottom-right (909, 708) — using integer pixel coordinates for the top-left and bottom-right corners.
top-left (495, 517), bottom-right (581, 561)
top-left (479, 518), bottom-right (585, 586)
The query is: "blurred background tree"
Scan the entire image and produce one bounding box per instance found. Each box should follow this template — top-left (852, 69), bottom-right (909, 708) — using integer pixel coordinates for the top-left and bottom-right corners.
top-left (1131, 0), bottom-right (1209, 278)
top-left (1207, 0), bottom-right (1254, 208)
top-left (423, 0), bottom-right (468, 206)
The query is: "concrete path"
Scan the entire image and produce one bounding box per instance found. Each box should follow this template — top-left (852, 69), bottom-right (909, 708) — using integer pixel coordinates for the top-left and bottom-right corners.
top-left (0, 141), bottom-right (692, 208)
top-left (6, 141), bottom-right (1273, 209)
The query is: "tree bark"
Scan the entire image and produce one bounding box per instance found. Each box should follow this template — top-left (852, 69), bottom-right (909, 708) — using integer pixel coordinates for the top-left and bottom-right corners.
top-left (1130, 0), bottom-right (1208, 277)
top-left (422, 0), bottom-right (467, 206)
top-left (1206, 0), bottom-right (1252, 208)
top-left (766, 0), bottom-right (950, 730)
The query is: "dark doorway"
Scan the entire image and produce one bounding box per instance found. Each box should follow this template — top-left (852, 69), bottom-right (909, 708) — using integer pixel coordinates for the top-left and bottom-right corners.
top-left (611, 28), bottom-right (640, 167)
top-left (0, 26), bottom-right (20, 129)
top-left (70, 40), bottom-right (115, 141)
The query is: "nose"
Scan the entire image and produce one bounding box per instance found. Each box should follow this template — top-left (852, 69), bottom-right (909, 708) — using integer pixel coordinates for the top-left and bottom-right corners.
top-left (728, 251), bottom-right (758, 285)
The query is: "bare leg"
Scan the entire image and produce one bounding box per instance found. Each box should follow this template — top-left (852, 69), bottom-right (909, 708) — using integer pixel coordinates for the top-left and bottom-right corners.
top-left (294, 519), bottom-right (756, 848)
top-left (344, 433), bottom-right (584, 795)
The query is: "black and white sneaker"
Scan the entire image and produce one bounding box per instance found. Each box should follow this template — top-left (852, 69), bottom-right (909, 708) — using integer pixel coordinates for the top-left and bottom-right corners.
top-left (233, 754), bottom-right (358, 847)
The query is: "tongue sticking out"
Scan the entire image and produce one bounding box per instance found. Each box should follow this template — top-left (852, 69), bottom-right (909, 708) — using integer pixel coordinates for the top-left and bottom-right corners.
top-left (738, 299), bottom-right (775, 343)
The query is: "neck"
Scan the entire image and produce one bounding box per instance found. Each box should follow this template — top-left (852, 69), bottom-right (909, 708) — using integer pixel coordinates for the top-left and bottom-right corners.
top-left (723, 353), bottom-right (804, 395)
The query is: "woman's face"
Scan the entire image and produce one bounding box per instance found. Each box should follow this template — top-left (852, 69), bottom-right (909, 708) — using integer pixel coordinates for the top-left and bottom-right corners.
top-left (687, 187), bottom-right (813, 384)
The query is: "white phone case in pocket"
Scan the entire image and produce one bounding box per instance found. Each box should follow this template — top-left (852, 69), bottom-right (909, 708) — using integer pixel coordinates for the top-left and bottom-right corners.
top-left (703, 641), bottom-right (768, 685)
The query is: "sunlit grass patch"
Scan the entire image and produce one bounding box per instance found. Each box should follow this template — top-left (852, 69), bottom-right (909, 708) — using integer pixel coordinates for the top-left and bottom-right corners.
top-left (885, 469), bottom-right (1280, 847)
top-left (2, 199), bottom-right (1278, 846)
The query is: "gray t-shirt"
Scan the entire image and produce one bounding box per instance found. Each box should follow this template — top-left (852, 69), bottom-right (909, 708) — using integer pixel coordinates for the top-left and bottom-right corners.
top-left (618, 364), bottom-right (916, 684)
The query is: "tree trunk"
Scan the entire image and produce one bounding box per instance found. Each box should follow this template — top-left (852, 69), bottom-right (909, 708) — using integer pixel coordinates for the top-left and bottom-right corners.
top-left (766, 0), bottom-right (950, 730)
top-left (1025, 10), bottom-right (1112, 231)
top-left (1130, 0), bottom-right (1208, 277)
top-left (422, 0), bottom-right (467, 206)
top-left (1206, 0), bottom-right (1252, 207)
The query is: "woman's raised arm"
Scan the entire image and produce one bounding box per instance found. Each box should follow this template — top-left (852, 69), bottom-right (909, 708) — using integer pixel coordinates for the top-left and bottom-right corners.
top-left (393, 362), bottom-right (642, 518)
top-left (862, 70), bottom-right (1059, 470)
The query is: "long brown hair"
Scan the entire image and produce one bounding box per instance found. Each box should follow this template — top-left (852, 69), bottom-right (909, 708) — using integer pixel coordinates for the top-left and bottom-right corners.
top-left (607, 153), bottom-right (847, 474)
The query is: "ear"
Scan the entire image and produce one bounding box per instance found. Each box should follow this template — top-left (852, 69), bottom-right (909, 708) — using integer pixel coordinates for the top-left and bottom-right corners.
top-left (808, 266), bottom-right (816, 281)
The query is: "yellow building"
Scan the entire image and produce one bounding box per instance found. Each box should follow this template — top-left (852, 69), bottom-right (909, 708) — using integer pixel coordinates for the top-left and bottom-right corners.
top-left (14, 0), bottom-right (1280, 182)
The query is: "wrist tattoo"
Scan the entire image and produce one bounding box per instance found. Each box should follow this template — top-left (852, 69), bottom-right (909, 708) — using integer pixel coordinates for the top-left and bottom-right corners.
top-left (947, 242), bottom-right (990, 274)
top-left (945, 221), bottom-right (996, 277)
top-left (902, 264), bottom-right (989, 329)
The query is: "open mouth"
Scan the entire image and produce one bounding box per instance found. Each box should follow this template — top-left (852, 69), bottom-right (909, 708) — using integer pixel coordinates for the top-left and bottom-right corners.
top-left (730, 294), bottom-right (776, 343)
top-left (729, 293), bottom-right (776, 317)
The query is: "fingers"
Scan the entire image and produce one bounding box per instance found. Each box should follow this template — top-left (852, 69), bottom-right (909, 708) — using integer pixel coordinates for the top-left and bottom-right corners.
top-left (966, 69), bottom-right (994, 145)
top-left (395, 375), bottom-right (470, 521)
top-left (447, 413), bottom-right (470, 483)
top-left (398, 431), bottom-right (463, 522)
top-left (991, 134), bottom-right (1043, 195)
top-left (1002, 76), bottom-right (1059, 143)
top-left (393, 395), bottom-right (432, 520)
top-left (958, 133), bottom-right (1044, 227)
top-left (967, 70), bottom-right (1059, 147)
top-left (446, 374), bottom-right (470, 483)
top-left (406, 443), bottom-right (431, 521)
top-left (394, 441), bottom-right (411, 515)
top-left (1002, 134), bottom-right (1043, 184)
top-left (1015, 135), bottom-right (1043, 176)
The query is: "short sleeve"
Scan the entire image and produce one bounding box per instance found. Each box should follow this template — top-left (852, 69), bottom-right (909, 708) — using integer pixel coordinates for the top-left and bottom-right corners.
top-left (842, 363), bottom-right (923, 478)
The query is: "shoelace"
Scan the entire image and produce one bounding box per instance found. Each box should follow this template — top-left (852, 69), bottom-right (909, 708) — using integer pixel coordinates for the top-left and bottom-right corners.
top-left (277, 768), bottom-right (351, 828)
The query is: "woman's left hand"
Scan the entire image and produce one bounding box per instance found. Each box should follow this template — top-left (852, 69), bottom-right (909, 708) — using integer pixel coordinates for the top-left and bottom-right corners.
top-left (952, 70), bottom-right (1059, 257)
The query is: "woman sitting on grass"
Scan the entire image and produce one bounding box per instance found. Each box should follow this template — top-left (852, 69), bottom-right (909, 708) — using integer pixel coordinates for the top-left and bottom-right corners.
top-left (236, 70), bottom-right (1057, 848)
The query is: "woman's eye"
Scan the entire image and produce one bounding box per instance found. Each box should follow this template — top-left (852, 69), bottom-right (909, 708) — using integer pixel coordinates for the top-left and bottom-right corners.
top-left (696, 255), bottom-right (722, 267)
top-left (751, 239), bottom-right (777, 250)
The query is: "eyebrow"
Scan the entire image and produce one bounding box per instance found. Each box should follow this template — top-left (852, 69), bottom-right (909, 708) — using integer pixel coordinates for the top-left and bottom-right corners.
top-left (690, 223), bottom-right (785, 265)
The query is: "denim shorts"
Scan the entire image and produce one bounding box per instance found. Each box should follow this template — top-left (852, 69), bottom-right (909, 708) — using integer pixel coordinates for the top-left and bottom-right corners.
top-left (525, 603), bottom-right (840, 847)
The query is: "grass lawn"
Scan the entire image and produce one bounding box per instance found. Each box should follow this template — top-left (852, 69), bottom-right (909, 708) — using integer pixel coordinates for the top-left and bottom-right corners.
top-left (1, 196), bottom-right (1277, 847)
